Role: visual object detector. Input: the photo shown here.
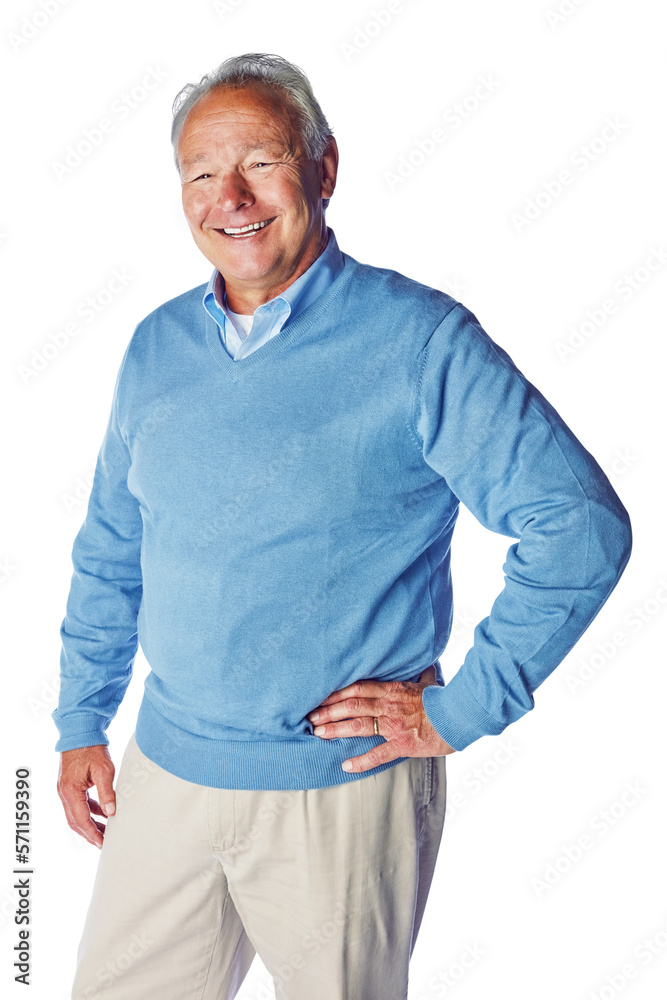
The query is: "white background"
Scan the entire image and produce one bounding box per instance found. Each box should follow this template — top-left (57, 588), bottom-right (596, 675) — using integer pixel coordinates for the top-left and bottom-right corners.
top-left (1, 0), bottom-right (666, 998)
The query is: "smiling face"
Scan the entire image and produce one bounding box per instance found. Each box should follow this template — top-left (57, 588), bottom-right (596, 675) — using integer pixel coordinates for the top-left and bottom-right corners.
top-left (177, 82), bottom-right (338, 312)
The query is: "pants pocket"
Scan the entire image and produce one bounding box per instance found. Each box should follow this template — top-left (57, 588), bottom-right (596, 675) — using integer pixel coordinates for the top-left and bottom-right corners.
top-left (422, 756), bottom-right (434, 810)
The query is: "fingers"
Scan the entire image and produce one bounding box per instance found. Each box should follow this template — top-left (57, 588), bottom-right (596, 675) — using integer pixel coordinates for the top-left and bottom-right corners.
top-left (62, 785), bottom-right (106, 849)
top-left (57, 745), bottom-right (116, 850)
top-left (308, 694), bottom-right (381, 725)
top-left (312, 714), bottom-right (380, 739)
top-left (87, 794), bottom-right (106, 817)
top-left (341, 744), bottom-right (404, 774)
top-left (314, 677), bottom-right (398, 708)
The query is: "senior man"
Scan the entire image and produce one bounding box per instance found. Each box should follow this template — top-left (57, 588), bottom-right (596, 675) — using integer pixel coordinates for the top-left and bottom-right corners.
top-left (54, 52), bottom-right (632, 1000)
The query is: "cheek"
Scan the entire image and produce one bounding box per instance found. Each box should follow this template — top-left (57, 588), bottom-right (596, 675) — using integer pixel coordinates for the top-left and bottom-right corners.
top-left (271, 172), bottom-right (309, 210)
top-left (182, 191), bottom-right (210, 228)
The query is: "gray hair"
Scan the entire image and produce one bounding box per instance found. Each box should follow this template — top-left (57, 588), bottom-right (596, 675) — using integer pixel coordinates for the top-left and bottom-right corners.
top-left (171, 52), bottom-right (334, 210)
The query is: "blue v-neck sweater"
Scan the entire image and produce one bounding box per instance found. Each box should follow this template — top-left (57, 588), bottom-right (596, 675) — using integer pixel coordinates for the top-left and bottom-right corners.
top-left (52, 250), bottom-right (632, 789)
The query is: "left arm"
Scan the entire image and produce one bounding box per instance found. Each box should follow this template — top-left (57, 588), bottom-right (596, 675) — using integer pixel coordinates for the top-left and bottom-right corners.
top-left (308, 304), bottom-right (632, 771)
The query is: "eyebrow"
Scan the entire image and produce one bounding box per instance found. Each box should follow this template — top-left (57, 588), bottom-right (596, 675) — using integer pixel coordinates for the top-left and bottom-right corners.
top-left (180, 141), bottom-right (287, 168)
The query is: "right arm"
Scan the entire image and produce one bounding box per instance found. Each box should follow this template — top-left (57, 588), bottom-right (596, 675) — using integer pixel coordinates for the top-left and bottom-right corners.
top-left (53, 344), bottom-right (143, 847)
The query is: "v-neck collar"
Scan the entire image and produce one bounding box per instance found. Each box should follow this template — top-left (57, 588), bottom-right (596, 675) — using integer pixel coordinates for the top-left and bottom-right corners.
top-left (204, 252), bottom-right (358, 381)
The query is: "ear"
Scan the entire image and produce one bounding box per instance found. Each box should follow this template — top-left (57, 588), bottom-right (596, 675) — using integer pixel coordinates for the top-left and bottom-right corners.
top-left (319, 135), bottom-right (339, 201)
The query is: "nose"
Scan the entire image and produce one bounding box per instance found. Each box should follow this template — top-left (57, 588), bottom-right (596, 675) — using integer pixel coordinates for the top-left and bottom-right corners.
top-left (215, 170), bottom-right (255, 214)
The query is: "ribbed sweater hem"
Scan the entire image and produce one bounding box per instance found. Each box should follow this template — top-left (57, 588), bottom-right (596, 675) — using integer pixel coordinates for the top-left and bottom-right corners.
top-left (134, 693), bottom-right (417, 790)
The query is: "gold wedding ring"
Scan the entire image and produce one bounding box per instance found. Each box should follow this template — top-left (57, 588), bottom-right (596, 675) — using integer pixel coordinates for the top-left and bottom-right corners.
top-left (373, 716), bottom-right (379, 735)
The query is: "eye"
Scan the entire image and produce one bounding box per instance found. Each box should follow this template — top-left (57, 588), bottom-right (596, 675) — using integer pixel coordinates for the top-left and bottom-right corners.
top-left (253, 162), bottom-right (272, 168)
top-left (195, 173), bottom-right (212, 180)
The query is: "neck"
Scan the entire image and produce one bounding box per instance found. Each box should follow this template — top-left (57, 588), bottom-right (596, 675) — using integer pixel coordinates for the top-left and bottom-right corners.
top-left (222, 221), bottom-right (329, 314)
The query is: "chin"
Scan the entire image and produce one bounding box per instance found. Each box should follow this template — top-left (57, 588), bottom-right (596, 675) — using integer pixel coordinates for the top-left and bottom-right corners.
top-left (216, 257), bottom-right (275, 279)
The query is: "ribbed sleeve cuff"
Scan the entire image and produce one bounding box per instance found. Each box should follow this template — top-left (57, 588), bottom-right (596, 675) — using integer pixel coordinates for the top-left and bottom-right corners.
top-left (53, 713), bottom-right (109, 753)
top-left (421, 670), bottom-right (506, 751)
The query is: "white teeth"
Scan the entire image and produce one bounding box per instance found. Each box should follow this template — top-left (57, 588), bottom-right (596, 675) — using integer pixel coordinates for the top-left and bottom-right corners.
top-left (222, 219), bottom-right (272, 235)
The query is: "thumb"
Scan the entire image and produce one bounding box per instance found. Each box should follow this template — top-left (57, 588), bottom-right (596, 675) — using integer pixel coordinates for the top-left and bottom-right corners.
top-left (94, 770), bottom-right (116, 817)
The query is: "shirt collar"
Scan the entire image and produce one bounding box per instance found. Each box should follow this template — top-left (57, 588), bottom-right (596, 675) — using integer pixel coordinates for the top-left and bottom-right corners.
top-left (202, 225), bottom-right (344, 330)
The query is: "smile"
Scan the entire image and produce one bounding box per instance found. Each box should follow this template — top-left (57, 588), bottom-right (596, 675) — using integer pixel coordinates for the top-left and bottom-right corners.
top-left (218, 218), bottom-right (275, 238)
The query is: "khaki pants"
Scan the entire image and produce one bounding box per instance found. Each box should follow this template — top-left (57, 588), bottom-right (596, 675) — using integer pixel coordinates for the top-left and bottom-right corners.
top-left (71, 731), bottom-right (447, 1000)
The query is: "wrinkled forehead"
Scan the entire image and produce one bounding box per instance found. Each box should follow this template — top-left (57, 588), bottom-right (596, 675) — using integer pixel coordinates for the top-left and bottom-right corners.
top-left (179, 82), bottom-right (299, 156)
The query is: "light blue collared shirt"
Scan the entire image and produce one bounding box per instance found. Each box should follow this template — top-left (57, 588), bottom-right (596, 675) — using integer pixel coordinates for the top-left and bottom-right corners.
top-left (202, 225), bottom-right (345, 361)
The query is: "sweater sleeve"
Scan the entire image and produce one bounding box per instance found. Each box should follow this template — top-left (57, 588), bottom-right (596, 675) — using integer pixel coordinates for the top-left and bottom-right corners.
top-left (52, 344), bottom-right (143, 752)
top-left (414, 303), bottom-right (632, 751)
